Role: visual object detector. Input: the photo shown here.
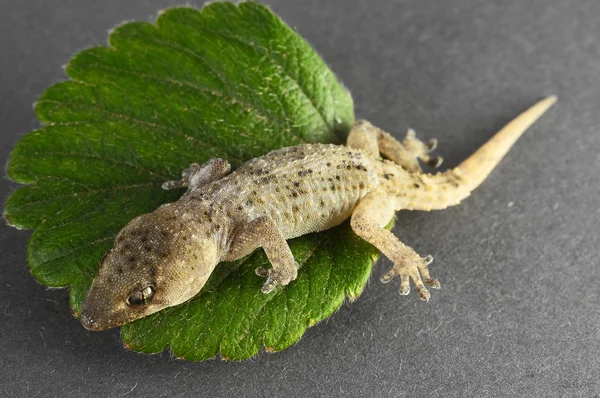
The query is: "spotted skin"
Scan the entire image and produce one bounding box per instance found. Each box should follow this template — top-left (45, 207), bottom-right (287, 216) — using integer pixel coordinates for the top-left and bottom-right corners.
top-left (80, 96), bottom-right (557, 330)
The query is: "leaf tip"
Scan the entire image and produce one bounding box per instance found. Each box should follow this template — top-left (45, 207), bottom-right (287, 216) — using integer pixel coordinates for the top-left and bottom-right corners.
top-left (2, 208), bottom-right (14, 227)
top-left (347, 292), bottom-right (359, 302)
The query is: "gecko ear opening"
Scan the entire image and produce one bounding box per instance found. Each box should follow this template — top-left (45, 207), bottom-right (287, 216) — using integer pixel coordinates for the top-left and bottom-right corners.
top-left (126, 285), bottom-right (155, 307)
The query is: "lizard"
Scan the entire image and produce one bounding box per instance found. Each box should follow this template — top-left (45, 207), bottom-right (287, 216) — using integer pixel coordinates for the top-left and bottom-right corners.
top-left (80, 96), bottom-right (557, 331)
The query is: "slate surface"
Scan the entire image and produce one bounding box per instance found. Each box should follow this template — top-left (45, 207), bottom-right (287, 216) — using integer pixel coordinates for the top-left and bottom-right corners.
top-left (1, 0), bottom-right (598, 396)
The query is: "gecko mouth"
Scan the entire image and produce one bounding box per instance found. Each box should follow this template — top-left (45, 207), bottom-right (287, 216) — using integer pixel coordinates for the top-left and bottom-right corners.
top-left (79, 307), bottom-right (130, 331)
top-left (79, 303), bottom-right (116, 331)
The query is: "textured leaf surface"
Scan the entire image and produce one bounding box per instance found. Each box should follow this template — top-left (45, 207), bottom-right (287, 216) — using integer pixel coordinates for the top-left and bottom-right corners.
top-left (4, 2), bottom-right (387, 360)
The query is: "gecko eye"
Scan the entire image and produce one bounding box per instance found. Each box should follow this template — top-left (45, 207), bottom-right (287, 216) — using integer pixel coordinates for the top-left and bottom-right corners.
top-left (126, 285), bottom-right (155, 307)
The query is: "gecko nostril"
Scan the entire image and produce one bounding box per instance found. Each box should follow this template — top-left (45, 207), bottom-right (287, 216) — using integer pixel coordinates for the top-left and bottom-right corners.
top-left (80, 313), bottom-right (97, 330)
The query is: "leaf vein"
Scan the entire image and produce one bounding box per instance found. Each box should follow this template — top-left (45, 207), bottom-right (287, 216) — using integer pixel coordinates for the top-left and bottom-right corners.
top-left (82, 57), bottom-right (304, 146)
top-left (23, 151), bottom-right (169, 180)
top-left (32, 235), bottom-right (114, 271)
top-left (8, 182), bottom-right (158, 210)
top-left (38, 99), bottom-right (240, 164)
top-left (112, 33), bottom-right (306, 145)
top-left (175, 21), bottom-right (332, 132)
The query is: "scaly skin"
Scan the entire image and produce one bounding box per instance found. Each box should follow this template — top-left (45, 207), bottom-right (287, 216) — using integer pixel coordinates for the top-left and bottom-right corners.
top-left (80, 96), bottom-right (557, 331)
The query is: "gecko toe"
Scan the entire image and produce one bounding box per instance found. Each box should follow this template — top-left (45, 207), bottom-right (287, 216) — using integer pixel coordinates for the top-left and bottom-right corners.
top-left (380, 269), bottom-right (397, 283)
top-left (398, 273), bottom-right (411, 295)
top-left (425, 278), bottom-right (441, 289)
top-left (418, 255), bottom-right (440, 289)
top-left (426, 138), bottom-right (438, 152)
top-left (427, 156), bottom-right (443, 168)
top-left (405, 128), bottom-right (417, 139)
top-left (260, 281), bottom-right (277, 294)
top-left (256, 265), bottom-right (297, 294)
top-left (417, 287), bottom-right (431, 301)
top-left (258, 270), bottom-right (278, 293)
top-left (162, 180), bottom-right (185, 190)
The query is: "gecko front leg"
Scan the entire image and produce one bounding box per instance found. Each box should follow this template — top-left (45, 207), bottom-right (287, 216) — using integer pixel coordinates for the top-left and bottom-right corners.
top-left (350, 189), bottom-right (440, 300)
top-left (162, 158), bottom-right (231, 191)
top-left (225, 217), bottom-right (299, 293)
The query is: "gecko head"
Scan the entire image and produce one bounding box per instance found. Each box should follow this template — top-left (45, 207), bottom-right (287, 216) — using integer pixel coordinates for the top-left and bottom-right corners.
top-left (80, 204), bottom-right (220, 331)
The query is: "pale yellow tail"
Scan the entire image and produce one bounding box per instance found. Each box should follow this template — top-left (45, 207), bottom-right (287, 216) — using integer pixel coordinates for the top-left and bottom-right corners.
top-left (456, 96), bottom-right (557, 192)
top-left (421, 96), bottom-right (557, 210)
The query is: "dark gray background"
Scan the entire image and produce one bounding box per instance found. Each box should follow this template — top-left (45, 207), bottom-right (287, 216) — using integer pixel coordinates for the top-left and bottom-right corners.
top-left (1, 0), bottom-right (598, 396)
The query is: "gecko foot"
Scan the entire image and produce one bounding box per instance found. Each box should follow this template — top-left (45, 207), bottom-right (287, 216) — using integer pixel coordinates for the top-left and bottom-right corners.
top-left (403, 129), bottom-right (443, 169)
top-left (162, 163), bottom-right (202, 190)
top-left (162, 159), bottom-right (231, 191)
top-left (255, 263), bottom-right (299, 293)
top-left (380, 254), bottom-right (440, 301)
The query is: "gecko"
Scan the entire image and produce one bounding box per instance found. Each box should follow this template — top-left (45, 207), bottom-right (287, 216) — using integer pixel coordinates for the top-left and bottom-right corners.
top-left (80, 96), bottom-right (557, 331)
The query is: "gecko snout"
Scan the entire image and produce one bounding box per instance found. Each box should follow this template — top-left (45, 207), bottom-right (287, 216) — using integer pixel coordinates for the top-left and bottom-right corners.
top-left (79, 286), bottom-right (121, 331)
top-left (80, 312), bottom-right (100, 331)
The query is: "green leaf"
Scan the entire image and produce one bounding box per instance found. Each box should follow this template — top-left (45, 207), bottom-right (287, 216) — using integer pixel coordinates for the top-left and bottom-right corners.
top-left (4, 2), bottom-right (388, 360)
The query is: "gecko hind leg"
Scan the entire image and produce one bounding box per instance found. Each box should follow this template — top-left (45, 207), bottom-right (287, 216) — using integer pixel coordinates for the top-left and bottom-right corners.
top-left (347, 120), bottom-right (442, 172)
top-left (162, 158), bottom-right (231, 191)
top-left (403, 128), bottom-right (443, 169)
top-left (350, 189), bottom-right (440, 300)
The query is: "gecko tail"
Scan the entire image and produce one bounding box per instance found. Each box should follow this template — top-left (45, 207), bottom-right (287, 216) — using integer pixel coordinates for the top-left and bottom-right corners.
top-left (413, 96), bottom-right (557, 210)
top-left (455, 95), bottom-right (557, 192)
